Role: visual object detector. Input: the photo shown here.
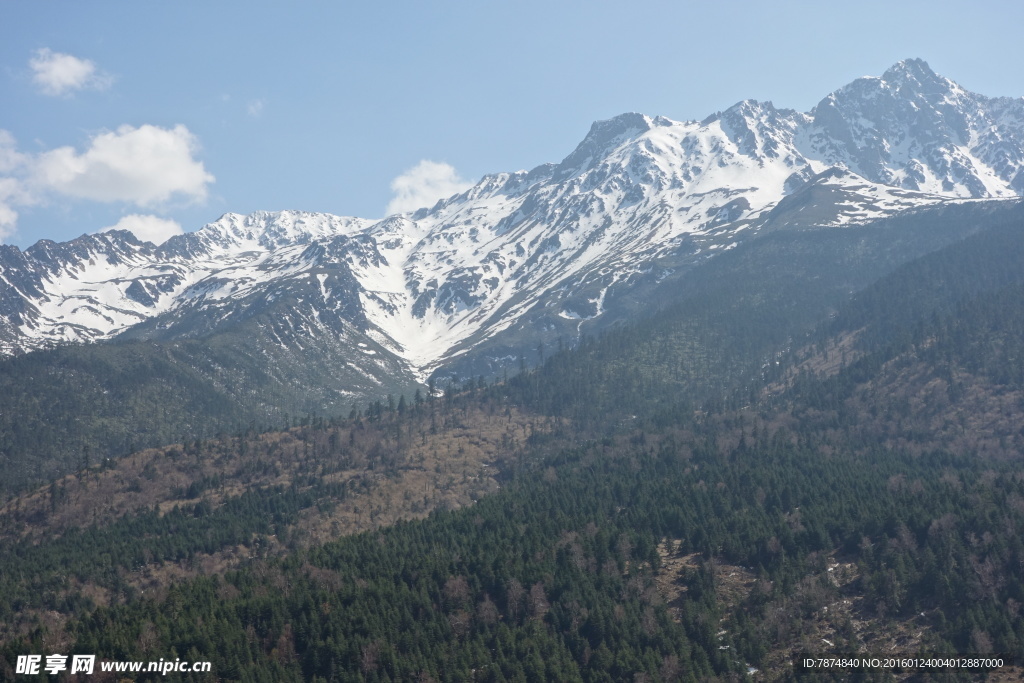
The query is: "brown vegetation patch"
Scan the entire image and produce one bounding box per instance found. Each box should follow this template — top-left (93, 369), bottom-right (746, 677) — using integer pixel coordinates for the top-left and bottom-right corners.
top-left (0, 404), bottom-right (547, 547)
top-left (752, 556), bottom-right (939, 679)
top-left (0, 400), bottom-right (558, 645)
top-left (843, 359), bottom-right (1024, 460)
top-left (651, 544), bottom-right (1022, 681)
top-left (654, 545), bottom-right (756, 625)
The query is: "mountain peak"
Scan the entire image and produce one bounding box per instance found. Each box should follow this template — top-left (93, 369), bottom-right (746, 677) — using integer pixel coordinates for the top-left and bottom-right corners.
top-left (554, 112), bottom-right (652, 178)
top-left (882, 58), bottom-right (941, 87)
top-left (587, 112), bottom-right (652, 138)
top-left (814, 59), bottom-right (956, 114)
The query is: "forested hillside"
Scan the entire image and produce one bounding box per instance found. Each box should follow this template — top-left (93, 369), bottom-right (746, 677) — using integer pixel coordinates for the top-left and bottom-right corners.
top-left (2, 204), bottom-right (1024, 680)
top-left (0, 324), bottom-right (418, 499)
top-left (498, 201), bottom-right (1024, 425)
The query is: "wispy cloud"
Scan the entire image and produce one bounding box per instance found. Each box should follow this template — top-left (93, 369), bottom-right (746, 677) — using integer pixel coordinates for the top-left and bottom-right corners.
top-left (101, 214), bottom-right (183, 245)
top-left (386, 160), bottom-right (473, 215)
top-left (29, 48), bottom-right (112, 97)
top-left (246, 99), bottom-right (265, 117)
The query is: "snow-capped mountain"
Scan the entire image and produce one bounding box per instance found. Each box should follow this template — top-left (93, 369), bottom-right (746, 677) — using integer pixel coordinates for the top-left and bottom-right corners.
top-left (1, 59), bottom-right (1022, 383)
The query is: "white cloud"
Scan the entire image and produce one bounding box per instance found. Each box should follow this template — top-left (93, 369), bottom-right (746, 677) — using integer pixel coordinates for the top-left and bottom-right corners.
top-left (0, 130), bottom-right (27, 174)
top-left (30, 48), bottom-right (112, 97)
top-left (101, 214), bottom-right (183, 245)
top-left (0, 125), bottom-right (213, 242)
top-left (34, 124), bottom-right (214, 206)
top-left (247, 99), bottom-right (265, 117)
top-left (0, 132), bottom-right (33, 240)
top-left (0, 179), bottom-right (24, 241)
top-left (386, 160), bottom-right (474, 215)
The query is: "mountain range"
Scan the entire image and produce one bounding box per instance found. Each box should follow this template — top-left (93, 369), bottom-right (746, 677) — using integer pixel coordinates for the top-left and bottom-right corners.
top-left (1, 59), bottom-right (1021, 387)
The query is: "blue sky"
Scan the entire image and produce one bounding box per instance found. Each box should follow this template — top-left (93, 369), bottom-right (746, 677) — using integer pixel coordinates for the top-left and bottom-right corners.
top-left (2, 0), bottom-right (1023, 248)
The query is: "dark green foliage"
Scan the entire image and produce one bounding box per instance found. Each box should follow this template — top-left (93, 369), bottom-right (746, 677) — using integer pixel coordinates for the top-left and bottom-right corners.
top-left (0, 481), bottom-right (347, 629)
top-left (824, 205), bottom-right (1024, 356)
top-left (6, 400), bottom-right (1023, 680)
top-left (500, 201), bottom-right (1024, 428)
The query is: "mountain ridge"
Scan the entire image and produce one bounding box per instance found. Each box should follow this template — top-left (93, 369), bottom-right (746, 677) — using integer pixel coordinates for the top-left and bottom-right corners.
top-left (1, 59), bottom-right (1021, 383)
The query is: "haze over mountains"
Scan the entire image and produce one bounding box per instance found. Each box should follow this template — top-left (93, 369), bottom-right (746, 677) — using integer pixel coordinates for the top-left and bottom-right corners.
top-left (0, 59), bottom-right (1021, 387)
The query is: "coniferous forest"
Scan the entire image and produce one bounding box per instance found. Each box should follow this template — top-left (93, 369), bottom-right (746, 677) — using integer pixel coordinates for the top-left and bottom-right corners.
top-left (2, 202), bottom-right (1024, 681)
